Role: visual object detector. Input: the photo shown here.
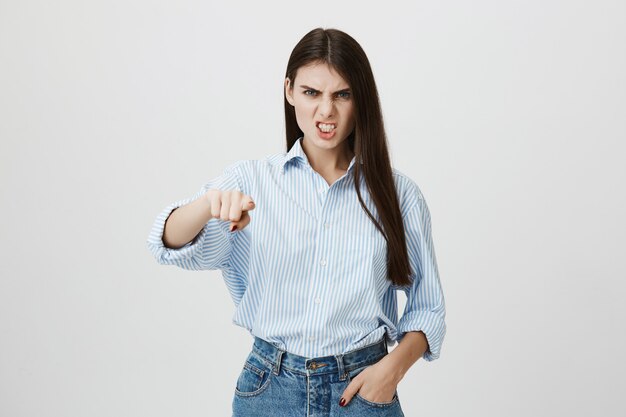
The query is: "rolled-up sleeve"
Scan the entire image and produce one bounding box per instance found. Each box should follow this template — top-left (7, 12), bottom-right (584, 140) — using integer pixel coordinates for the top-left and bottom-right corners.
top-left (396, 196), bottom-right (447, 362)
top-left (146, 161), bottom-right (243, 271)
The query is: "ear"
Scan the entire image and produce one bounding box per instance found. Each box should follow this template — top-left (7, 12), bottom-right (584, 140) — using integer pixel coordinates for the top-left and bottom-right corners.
top-left (285, 77), bottom-right (295, 106)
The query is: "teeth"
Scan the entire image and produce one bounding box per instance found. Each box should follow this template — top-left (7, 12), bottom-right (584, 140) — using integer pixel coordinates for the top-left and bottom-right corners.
top-left (318, 123), bottom-right (336, 133)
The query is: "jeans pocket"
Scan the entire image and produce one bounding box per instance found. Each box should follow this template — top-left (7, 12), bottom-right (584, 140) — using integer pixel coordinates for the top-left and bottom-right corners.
top-left (354, 390), bottom-right (399, 408)
top-left (234, 351), bottom-right (274, 397)
top-left (347, 363), bottom-right (400, 408)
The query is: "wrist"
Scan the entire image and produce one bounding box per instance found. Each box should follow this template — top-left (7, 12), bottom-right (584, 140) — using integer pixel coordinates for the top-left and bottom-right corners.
top-left (383, 331), bottom-right (427, 382)
top-left (379, 353), bottom-right (407, 384)
top-left (203, 191), bottom-right (214, 218)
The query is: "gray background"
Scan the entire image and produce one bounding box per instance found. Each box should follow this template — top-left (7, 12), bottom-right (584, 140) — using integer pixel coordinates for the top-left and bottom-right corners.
top-left (1, 0), bottom-right (624, 416)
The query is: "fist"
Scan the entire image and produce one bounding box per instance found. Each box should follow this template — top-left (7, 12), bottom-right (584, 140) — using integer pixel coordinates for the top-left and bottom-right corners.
top-left (205, 189), bottom-right (255, 232)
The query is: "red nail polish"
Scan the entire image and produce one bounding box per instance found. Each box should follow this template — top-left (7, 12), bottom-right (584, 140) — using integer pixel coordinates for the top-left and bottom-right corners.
top-left (339, 398), bottom-right (346, 407)
top-left (231, 225), bottom-right (237, 232)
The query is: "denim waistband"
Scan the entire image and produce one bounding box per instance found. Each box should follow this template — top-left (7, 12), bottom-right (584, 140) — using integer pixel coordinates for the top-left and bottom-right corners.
top-left (250, 336), bottom-right (388, 381)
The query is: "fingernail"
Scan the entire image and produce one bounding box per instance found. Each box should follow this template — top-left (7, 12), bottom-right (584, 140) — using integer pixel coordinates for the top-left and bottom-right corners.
top-left (339, 398), bottom-right (346, 407)
top-left (230, 225), bottom-right (237, 232)
top-left (248, 201), bottom-right (255, 206)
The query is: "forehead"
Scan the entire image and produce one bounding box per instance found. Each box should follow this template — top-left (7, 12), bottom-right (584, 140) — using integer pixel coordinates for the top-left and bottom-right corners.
top-left (294, 62), bottom-right (349, 89)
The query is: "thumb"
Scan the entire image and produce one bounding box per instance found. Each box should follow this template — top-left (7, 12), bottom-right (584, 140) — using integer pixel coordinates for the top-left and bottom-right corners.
top-left (229, 210), bottom-right (251, 232)
top-left (339, 379), bottom-right (362, 407)
top-left (229, 197), bottom-right (255, 232)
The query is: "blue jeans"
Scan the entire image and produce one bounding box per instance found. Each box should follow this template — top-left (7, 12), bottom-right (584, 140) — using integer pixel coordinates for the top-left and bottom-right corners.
top-left (232, 335), bottom-right (405, 416)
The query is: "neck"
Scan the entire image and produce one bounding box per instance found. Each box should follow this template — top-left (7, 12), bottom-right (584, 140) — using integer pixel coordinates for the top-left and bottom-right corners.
top-left (301, 137), bottom-right (354, 173)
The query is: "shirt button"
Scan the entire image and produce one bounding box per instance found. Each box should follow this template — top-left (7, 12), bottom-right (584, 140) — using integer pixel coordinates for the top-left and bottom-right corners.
top-left (320, 259), bottom-right (327, 266)
top-left (324, 223), bottom-right (330, 229)
top-left (309, 336), bottom-right (315, 342)
top-left (315, 297), bottom-right (321, 304)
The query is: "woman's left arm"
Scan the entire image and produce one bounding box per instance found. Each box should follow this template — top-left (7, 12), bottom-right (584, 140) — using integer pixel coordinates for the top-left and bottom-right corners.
top-left (339, 331), bottom-right (428, 406)
top-left (340, 196), bottom-right (446, 407)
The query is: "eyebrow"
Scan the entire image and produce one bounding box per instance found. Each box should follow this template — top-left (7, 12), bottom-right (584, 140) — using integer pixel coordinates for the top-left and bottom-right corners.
top-left (299, 85), bottom-right (351, 94)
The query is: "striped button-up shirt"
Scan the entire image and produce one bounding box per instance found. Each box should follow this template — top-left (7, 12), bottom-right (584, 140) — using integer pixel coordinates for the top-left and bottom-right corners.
top-left (146, 137), bottom-right (446, 360)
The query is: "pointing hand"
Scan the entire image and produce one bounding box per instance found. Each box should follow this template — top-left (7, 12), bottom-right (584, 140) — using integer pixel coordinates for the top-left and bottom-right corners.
top-left (205, 189), bottom-right (255, 232)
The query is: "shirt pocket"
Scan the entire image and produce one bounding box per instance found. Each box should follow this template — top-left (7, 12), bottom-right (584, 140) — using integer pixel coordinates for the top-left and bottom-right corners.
top-left (336, 232), bottom-right (375, 277)
top-left (336, 227), bottom-right (389, 292)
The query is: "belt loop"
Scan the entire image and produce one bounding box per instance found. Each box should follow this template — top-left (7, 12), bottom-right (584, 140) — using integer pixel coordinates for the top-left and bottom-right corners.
top-left (335, 354), bottom-right (347, 381)
top-left (273, 348), bottom-right (284, 375)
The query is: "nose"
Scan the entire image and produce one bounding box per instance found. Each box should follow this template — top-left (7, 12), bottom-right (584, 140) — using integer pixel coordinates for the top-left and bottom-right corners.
top-left (319, 96), bottom-right (335, 119)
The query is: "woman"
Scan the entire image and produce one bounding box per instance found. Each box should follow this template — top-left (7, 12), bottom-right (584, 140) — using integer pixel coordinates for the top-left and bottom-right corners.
top-left (147, 27), bottom-right (446, 416)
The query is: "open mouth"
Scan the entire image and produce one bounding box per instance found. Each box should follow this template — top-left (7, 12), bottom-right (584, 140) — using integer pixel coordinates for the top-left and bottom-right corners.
top-left (317, 122), bottom-right (337, 133)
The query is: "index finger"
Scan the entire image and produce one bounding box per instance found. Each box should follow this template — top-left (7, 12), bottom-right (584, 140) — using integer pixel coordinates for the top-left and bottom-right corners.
top-left (241, 195), bottom-right (255, 211)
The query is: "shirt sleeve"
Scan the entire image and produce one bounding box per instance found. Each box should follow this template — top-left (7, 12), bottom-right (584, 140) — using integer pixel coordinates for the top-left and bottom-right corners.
top-left (395, 196), bottom-right (447, 362)
top-left (145, 161), bottom-right (243, 271)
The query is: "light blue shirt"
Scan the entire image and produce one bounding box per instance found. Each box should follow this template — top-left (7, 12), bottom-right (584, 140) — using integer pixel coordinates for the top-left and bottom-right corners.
top-left (146, 137), bottom-right (446, 361)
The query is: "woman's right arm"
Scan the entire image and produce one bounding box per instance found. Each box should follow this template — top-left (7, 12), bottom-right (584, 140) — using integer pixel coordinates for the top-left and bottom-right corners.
top-left (162, 192), bottom-right (213, 249)
top-left (146, 161), bottom-right (251, 271)
top-left (163, 188), bottom-right (255, 248)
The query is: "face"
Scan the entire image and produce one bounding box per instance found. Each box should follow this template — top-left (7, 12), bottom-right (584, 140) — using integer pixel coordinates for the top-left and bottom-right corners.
top-left (285, 62), bottom-right (355, 154)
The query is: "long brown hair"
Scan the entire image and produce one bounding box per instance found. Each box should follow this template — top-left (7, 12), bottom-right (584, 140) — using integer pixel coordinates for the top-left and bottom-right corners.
top-left (283, 28), bottom-right (412, 287)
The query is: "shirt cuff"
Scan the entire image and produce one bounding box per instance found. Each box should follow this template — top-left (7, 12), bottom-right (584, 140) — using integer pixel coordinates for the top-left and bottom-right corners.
top-left (146, 200), bottom-right (233, 271)
top-left (396, 310), bottom-right (447, 361)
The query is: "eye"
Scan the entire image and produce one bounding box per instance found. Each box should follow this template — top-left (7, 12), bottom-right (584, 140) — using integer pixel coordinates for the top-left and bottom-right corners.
top-left (303, 89), bottom-right (318, 96)
top-left (337, 91), bottom-right (351, 99)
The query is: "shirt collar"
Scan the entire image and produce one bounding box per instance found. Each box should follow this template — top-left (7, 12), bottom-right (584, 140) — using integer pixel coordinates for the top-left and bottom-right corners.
top-left (280, 137), bottom-right (362, 175)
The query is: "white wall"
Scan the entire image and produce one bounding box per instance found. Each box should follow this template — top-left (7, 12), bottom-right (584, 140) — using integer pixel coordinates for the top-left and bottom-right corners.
top-left (1, 1), bottom-right (624, 416)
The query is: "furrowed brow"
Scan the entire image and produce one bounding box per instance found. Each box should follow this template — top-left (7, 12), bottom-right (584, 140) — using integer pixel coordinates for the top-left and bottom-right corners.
top-left (299, 85), bottom-right (351, 94)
